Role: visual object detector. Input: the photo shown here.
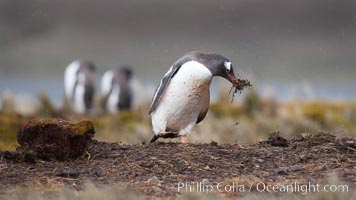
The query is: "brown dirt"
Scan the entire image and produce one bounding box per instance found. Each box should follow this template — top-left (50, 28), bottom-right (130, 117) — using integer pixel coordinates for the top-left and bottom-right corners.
top-left (0, 132), bottom-right (355, 198)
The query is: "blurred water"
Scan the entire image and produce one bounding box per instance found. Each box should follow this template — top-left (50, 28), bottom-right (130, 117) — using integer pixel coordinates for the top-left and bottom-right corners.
top-left (256, 80), bottom-right (356, 102)
top-left (0, 75), bottom-right (355, 109)
top-left (0, 76), bottom-right (64, 107)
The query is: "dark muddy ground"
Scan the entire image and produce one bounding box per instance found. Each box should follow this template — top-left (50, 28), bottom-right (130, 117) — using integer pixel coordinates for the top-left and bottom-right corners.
top-left (0, 132), bottom-right (355, 199)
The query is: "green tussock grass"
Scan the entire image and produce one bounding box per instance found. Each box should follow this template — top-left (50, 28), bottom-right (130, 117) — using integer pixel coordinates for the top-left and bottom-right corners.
top-left (0, 92), bottom-right (356, 150)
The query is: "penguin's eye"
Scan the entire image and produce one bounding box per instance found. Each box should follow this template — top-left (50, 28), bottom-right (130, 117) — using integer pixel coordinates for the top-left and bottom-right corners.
top-left (224, 61), bottom-right (232, 72)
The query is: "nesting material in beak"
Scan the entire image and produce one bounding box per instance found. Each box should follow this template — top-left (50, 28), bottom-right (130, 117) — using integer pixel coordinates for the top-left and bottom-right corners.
top-left (228, 77), bottom-right (252, 103)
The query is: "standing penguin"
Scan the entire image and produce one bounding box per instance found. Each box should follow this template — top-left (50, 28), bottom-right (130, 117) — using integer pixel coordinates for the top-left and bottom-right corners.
top-left (149, 51), bottom-right (239, 143)
top-left (101, 66), bottom-right (133, 114)
top-left (64, 60), bottom-right (96, 114)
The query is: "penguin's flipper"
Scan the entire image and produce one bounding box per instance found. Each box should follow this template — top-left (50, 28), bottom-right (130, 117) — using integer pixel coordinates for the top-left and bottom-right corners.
top-left (148, 56), bottom-right (192, 114)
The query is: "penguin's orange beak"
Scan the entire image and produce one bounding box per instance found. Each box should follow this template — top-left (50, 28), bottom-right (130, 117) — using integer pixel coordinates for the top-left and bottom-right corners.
top-left (228, 74), bottom-right (238, 87)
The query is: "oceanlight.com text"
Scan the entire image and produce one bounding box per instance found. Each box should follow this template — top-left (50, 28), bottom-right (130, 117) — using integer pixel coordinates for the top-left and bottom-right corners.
top-left (177, 181), bottom-right (349, 195)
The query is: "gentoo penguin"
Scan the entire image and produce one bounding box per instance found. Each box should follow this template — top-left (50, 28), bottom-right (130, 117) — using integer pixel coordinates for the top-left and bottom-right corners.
top-left (101, 66), bottom-right (133, 114)
top-left (64, 60), bottom-right (96, 114)
top-left (149, 51), bottom-right (239, 143)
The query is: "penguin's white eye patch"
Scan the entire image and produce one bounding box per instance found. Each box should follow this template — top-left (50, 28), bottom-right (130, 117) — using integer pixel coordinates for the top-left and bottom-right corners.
top-left (224, 61), bottom-right (232, 72)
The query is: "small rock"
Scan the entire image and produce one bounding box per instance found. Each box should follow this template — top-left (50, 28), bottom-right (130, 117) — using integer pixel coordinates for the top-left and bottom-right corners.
top-left (210, 141), bottom-right (218, 146)
top-left (56, 172), bottom-right (80, 178)
top-left (148, 176), bottom-right (160, 184)
top-left (275, 167), bottom-right (288, 175)
top-left (288, 164), bottom-right (304, 172)
top-left (17, 118), bottom-right (95, 161)
top-left (257, 158), bottom-right (264, 163)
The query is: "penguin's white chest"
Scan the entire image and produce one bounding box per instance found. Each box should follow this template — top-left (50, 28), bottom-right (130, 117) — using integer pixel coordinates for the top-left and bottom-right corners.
top-left (151, 61), bottom-right (213, 135)
top-left (73, 73), bottom-right (86, 114)
top-left (107, 86), bottom-right (120, 114)
top-left (64, 61), bottom-right (80, 100)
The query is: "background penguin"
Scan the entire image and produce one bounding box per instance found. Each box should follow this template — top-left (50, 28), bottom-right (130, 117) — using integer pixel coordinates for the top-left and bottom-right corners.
top-left (64, 60), bottom-right (96, 114)
top-left (101, 66), bottom-right (133, 114)
top-left (149, 51), bottom-right (239, 143)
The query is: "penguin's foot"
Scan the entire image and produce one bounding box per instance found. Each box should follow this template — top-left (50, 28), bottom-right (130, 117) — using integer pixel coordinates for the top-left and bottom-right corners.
top-left (158, 131), bottom-right (179, 138)
top-left (179, 135), bottom-right (188, 143)
top-left (150, 131), bottom-right (179, 143)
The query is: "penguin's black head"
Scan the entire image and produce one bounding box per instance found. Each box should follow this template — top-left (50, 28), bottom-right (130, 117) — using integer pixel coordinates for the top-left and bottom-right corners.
top-left (213, 57), bottom-right (238, 87)
top-left (119, 66), bottom-right (133, 79)
top-left (188, 52), bottom-right (239, 87)
top-left (80, 61), bottom-right (96, 72)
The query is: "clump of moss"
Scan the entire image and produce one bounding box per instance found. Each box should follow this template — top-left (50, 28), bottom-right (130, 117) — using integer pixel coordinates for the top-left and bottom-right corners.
top-left (17, 118), bottom-right (95, 161)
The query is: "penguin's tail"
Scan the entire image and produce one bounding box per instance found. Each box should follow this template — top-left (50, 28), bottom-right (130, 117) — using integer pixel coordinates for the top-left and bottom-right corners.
top-left (150, 135), bottom-right (159, 143)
